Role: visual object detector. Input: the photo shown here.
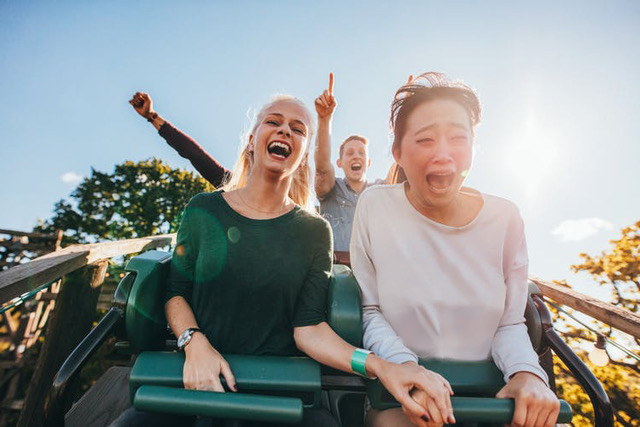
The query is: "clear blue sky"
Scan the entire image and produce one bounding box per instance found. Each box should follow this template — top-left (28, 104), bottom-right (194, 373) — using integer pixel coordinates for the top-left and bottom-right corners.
top-left (1, 1), bottom-right (639, 295)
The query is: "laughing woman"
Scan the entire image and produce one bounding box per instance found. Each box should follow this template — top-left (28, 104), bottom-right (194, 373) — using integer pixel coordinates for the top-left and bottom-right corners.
top-left (351, 73), bottom-right (560, 427)
top-left (114, 94), bottom-right (449, 427)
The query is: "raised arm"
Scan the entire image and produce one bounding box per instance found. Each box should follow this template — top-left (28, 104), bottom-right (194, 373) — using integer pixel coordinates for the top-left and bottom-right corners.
top-left (129, 92), bottom-right (231, 188)
top-left (313, 73), bottom-right (337, 198)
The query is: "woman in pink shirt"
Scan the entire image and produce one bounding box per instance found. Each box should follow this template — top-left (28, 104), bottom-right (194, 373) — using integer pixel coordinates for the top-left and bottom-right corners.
top-left (351, 73), bottom-right (559, 427)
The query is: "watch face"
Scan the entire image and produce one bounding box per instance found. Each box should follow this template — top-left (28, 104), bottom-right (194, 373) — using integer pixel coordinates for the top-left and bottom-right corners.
top-left (177, 329), bottom-right (192, 349)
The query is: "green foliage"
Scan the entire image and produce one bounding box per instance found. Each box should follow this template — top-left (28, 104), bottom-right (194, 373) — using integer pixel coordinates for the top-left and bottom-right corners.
top-left (35, 158), bottom-right (214, 243)
top-left (555, 352), bottom-right (640, 426)
top-left (553, 220), bottom-right (640, 426)
top-left (572, 221), bottom-right (640, 312)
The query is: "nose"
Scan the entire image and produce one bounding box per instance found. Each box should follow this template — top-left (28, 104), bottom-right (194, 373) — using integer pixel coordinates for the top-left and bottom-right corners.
top-left (277, 127), bottom-right (291, 138)
top-left (433, 139), bottom-right (454, 163)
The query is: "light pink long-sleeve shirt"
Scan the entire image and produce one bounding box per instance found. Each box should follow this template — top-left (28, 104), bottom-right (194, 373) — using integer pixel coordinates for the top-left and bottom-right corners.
top-left (350, 184), bottom-right (548, 384)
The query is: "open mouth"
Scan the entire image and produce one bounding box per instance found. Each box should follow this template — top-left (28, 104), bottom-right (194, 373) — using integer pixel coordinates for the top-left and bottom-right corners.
top-left (350, 163), bottom-right (362, 172)
top-left (426, 172), bottom-right (455, 194)
top-left (267, 141), bottom-right (291, 159)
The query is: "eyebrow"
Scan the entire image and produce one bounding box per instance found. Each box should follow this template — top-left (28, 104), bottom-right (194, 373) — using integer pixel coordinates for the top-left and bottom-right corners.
top-left (414, 122), bottom-right (468, 135)
top-left (264, 113), bottom-right (308, 129)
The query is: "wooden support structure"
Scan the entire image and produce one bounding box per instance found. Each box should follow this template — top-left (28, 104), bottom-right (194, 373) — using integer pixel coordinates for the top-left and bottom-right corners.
top-left (0, 233), bottom-right (175, 425)
top-left (0, 229), bottom-right (62, 271)
top-left (17, 262), bottom-right (108, 427)
top-left (530, 277), bottom-right (640, 339)
top-left (0, 234), bottom-right (176, 302)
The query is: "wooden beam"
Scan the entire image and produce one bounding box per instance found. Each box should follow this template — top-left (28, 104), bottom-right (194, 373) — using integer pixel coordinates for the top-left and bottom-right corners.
top-left (0, 229), bottom-right (60, 240)
top-left (530, 276), bottom-right (640, 339)
top-left (17, 263), bottom-right (107, 427)
top-left (0, 234), bottom-right (175, 303)
top-left (2, 311), bottom-right (18, 338)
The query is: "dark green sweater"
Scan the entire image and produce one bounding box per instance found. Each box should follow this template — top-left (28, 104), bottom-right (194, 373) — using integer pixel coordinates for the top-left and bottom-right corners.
top-left (167, 191), bottom-right (333, 356)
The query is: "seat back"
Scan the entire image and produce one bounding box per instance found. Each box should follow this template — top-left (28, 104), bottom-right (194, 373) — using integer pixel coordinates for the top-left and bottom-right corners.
top-left (327, 264), bottom-right (363, 347)
top-left (525, 281), bottom-right (544, 353)
top-left (118, 251), bottom-right (363, 351)
top-left (117, 250), bottom-right (172, 352)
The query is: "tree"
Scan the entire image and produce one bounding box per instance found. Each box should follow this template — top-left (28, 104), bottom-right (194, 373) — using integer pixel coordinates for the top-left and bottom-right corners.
top-left (572, 221), bottom-right (640, 313)
top-left (553, 220), bottom-right (640, 426)
top-left (4, 158), bottom-right (215, 424)
top-left (35, 158), bottom-right (214, 242)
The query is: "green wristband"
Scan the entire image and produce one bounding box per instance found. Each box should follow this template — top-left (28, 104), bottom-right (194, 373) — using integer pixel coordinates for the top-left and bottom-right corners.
top-left (351, 348), bottom-right (372, 378)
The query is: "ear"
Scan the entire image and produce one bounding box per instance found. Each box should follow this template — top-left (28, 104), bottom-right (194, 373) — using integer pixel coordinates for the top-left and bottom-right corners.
top-left (367, 158), bottom-right (372, 168)
top-left (392, 144), bottom-right (402, 165)
top-left (248, 134), bottom-right (255, 152)
top-left (336, 157), bottom-right (342, 169)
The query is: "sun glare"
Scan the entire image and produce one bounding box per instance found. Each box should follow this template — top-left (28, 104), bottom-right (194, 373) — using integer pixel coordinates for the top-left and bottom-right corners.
top-left (505, 113), bottom-right (559, 200)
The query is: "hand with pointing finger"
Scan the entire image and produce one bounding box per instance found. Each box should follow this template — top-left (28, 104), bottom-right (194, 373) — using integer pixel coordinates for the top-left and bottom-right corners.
top-left (314, 73), bottom-right (337, 119)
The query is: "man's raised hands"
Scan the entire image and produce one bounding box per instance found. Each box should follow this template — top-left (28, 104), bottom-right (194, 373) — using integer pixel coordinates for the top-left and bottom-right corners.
top-left (314, 73), bottom-right (337, 119)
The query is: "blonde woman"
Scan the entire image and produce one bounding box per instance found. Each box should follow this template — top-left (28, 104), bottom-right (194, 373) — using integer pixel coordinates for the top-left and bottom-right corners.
top-left (115, 94), bottom-right (451, 426)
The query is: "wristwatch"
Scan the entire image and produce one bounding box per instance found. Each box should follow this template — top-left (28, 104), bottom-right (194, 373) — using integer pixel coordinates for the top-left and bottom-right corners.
top-left (146, 112), bottom-right (158, 123)
top-left (177, 327), bottom-right (203, 350)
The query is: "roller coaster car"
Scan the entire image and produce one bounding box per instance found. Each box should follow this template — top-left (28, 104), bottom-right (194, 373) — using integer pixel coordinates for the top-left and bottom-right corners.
top-left (46, 250), bottom-right (613, 426)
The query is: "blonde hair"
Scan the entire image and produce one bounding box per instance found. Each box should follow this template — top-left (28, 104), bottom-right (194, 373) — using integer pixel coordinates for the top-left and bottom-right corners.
top-left (224, 95), bottom-right (315, 210)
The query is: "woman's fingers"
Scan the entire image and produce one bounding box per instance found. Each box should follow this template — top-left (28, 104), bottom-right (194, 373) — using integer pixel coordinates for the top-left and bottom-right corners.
top-left (496, 372), bottom-right (559, 427)
top-left (328, 72), bottom-right (334, 95)
top-left (434, 372), bottom-right (453, 395)
top-left (414, 370), bottom-right (454, 424)
top-left (220, 361), bottom-right (237, 392)
top-left (209, 375), bottom-right (225, 392)
top-left (423, 397), bottom-right (444, 426)
top-left (396, 392), bottom-right (429, 421)
top-left (542, 401), bottom-right (560, 427)
top-left (432, 373), bottom-right (454, 423)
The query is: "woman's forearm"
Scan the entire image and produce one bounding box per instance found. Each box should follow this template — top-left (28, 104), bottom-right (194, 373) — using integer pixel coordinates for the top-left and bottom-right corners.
top-left (294, 322), bottom-right (355, 373)
top-left (363, 306), bottom-right (418, 365)
top-left (294, 321), bottom-right (401, 379)
top-left (165, 295), bottom-right (200, 338)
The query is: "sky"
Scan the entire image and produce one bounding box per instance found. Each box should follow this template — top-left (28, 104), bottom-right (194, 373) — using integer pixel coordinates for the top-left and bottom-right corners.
top-left (1, 1), bottom-right (639, 298)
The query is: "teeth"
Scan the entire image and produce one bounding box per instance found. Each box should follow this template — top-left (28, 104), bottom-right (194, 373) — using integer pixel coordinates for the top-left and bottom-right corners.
top-left (426, 173), bottom-right (454, 193)
top-left (268, 141), bottom-right (290, 154)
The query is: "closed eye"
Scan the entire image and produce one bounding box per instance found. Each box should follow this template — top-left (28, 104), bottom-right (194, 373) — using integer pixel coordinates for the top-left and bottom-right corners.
top-left (417, 138), bottom-right (435, 144)
top-left (451, 136), bottom-right (468, 143)
top-left (266, 119), bottom-right (280, 126)
top-left (292, 127), bottom-right (306, 135)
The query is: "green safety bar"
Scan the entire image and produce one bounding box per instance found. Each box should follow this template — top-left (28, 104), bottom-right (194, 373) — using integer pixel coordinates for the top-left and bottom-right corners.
top-left (130, 352), bottom-right (322, 401)
top-left (134, 386), bottom-right (304, 424)
top-left (367, 359), bottom-right (572, 423)
top-left (129, 351), bottom-right (322, 423)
